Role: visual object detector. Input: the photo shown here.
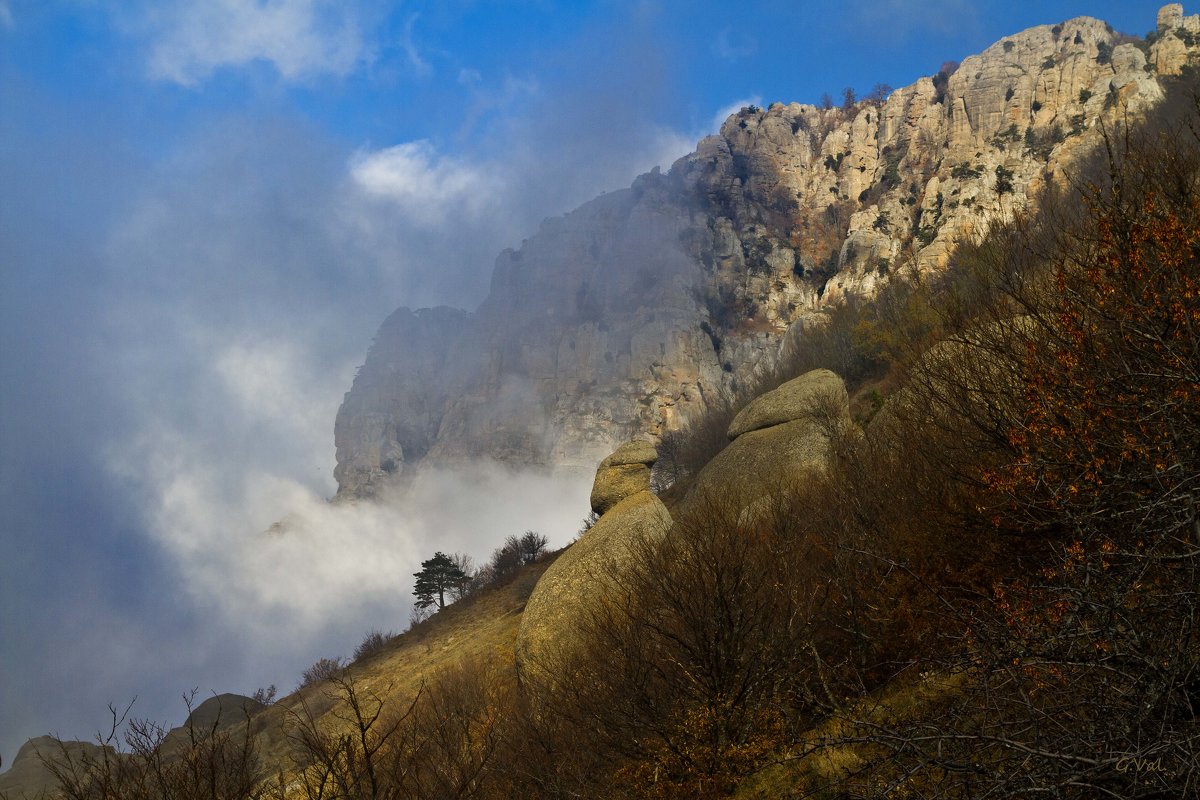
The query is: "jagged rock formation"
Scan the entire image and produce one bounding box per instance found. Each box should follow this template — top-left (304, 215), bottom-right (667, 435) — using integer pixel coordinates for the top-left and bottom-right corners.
top-left (335, 6), bottom-right (1195, 500)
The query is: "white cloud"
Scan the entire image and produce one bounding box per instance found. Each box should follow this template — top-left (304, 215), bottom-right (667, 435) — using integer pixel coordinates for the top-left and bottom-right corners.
top-left (712, 96), bottom-right (763, 131)
top-left (400, 12), bottom-right (431, 77)
top-left (0, 1), bottom-right (13, 30)
top-left (105, 324), bottom-right (593, 641)
top-left (115, 422), bottom-right (590, 638)
top-left (712, 28), bottom-right (756, 62)
top-left (134, 0), bottom-right (371, 85)
top-left (349, 140), bottom-right (503, 227)
top-left (644, 126), bottom-right (697, 172)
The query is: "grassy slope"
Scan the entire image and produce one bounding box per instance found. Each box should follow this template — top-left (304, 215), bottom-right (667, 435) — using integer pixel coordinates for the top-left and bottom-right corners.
top-left (247, 554), bottom-right (558, 787)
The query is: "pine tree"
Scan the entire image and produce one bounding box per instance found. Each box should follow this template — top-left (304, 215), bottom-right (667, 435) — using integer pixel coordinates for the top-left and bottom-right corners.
top-left (412, 551), bottom-right (468, 610)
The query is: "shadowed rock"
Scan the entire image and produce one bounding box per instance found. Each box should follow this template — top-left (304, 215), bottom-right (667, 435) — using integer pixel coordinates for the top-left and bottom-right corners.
top-left (160, 694), bottom-right (265, 758)
top-left (689, 370), bottom-right (852, 507)
top-left (726, 368), bottom-right (847, 439)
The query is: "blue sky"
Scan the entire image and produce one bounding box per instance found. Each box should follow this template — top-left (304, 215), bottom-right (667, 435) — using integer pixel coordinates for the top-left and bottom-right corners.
top-left (0, 0), bottom-right (1169, 768)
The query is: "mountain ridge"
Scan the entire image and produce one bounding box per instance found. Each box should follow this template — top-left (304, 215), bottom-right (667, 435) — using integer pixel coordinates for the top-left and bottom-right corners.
top-left (334, 6), bottom-right (1191, 500)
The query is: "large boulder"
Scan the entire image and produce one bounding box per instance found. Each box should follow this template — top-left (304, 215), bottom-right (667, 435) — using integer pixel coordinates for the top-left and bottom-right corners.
top-left (726, 368), bottom-right (848, 439)
top-left (691, 418), bottom-right (844, 506)
top-left (518, 490), bottom-right (672, 685)
top-left (589, 439), bottom-right (658, 514)
top-left (687, 370), bottom-right (852, 507)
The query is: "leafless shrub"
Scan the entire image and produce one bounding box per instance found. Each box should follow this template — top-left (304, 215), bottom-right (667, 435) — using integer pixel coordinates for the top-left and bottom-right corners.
top-left (299, 657), bottom-right (345, 690)
top-left (287, 672), bottom-right (419, 800)
top-left (41, 692), bottom-right (273, 800)
top-left (407, 604), bottom-right (432, 631)
top-left (286, 657), bottom-right (515, 800)
top-left (447, 552), bottom-right (477, 601)
top-left (648, 392), bottom-right (737, 492)
top-left (353, 630), bottom-right (395, 663)
top-left (251, 685), bottom-right (277, 706)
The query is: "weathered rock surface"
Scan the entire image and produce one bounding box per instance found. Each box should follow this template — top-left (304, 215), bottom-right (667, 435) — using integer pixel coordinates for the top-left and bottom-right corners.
top-left (517, 490), bottom-right (672, 683)
top-left (727, 368), bottom-right (848, 439)
top-left (689, 375), bottom-right (852, 506)
top-left (589, 439), bottom-right (658, 514)
top-left (1153, 4), bottom-right (1200, 75)
top-left (334, 6), bottom-right (1192, 499)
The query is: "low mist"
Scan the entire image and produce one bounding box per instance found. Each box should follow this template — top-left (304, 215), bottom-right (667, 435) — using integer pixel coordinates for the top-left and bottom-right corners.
top-left (0, 5), bottom-right (690, 765)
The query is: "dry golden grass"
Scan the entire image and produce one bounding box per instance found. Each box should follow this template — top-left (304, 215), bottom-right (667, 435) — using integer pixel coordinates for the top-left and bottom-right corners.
top-left (237, 556), bottom-right (558, 790)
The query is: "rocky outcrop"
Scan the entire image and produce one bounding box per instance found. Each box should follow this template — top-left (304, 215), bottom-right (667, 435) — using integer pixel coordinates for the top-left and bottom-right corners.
top-left (336, 177), bottom-right (737, 498)
top-left (688, 370), bottom-right (852, 506)
top-left (726, 368), bottom-right (847, 439)
top-left (517, 489), bottom-right (673, 685)
top-left (589, 439), bottom-right (658, 514)
top-left (334, 6), bottom-right (1192, 499)
top-left (1153, 4), bottom-right (1200, 75)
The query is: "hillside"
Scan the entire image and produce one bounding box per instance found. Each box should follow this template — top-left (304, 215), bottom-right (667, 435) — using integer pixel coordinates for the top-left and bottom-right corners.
top-left (0, 560), bottom-right (554, 799)
top-left (4, 5), bottom-right (1200, 799)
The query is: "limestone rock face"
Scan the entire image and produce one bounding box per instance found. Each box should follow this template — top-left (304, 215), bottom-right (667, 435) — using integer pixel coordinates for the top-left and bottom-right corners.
top-left (517, 490), bottom-right (673, 683)
top-left (1152, 4), bottom-right (1200, 75)
top-left (333, 7), bottom-right (1192, 498)
top-left (727, 368), bottom-right (847, 439)
top-left (589, 439), bottom-right (659, 514)
top-left (334, 306), bottom-right (469, 498)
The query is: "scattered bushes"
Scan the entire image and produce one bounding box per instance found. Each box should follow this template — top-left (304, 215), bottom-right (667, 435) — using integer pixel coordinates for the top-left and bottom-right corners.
top-left (994, 163), bottom-right (1015, 193)
top-left (286, 658), bottom-right (515, 800)
top-left (352, 629), bottom-right (395, 663)
top-left (299, 657), bottom-right (344, 689)
top-left (251, 685), bottom-right (277, 706)
top-left (40, 694), bottom-right (268, 800)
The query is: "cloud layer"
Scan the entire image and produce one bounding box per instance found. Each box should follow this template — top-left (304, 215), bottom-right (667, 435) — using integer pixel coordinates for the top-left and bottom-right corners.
top-left (350, 141), bottom-right (502, 226)
top-left (0, 1), bottom-right (704, 764)
top-left (134, 0), bottom-right (374, 85)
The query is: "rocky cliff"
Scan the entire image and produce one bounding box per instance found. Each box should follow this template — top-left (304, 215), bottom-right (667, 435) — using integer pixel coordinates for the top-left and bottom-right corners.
top-left (334, 5), bottom-right (1196, 500)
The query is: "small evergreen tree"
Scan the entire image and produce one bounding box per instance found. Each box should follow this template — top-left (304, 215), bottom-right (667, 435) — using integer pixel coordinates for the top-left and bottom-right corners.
top-left (412, 551), bottom-right (468, 610)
